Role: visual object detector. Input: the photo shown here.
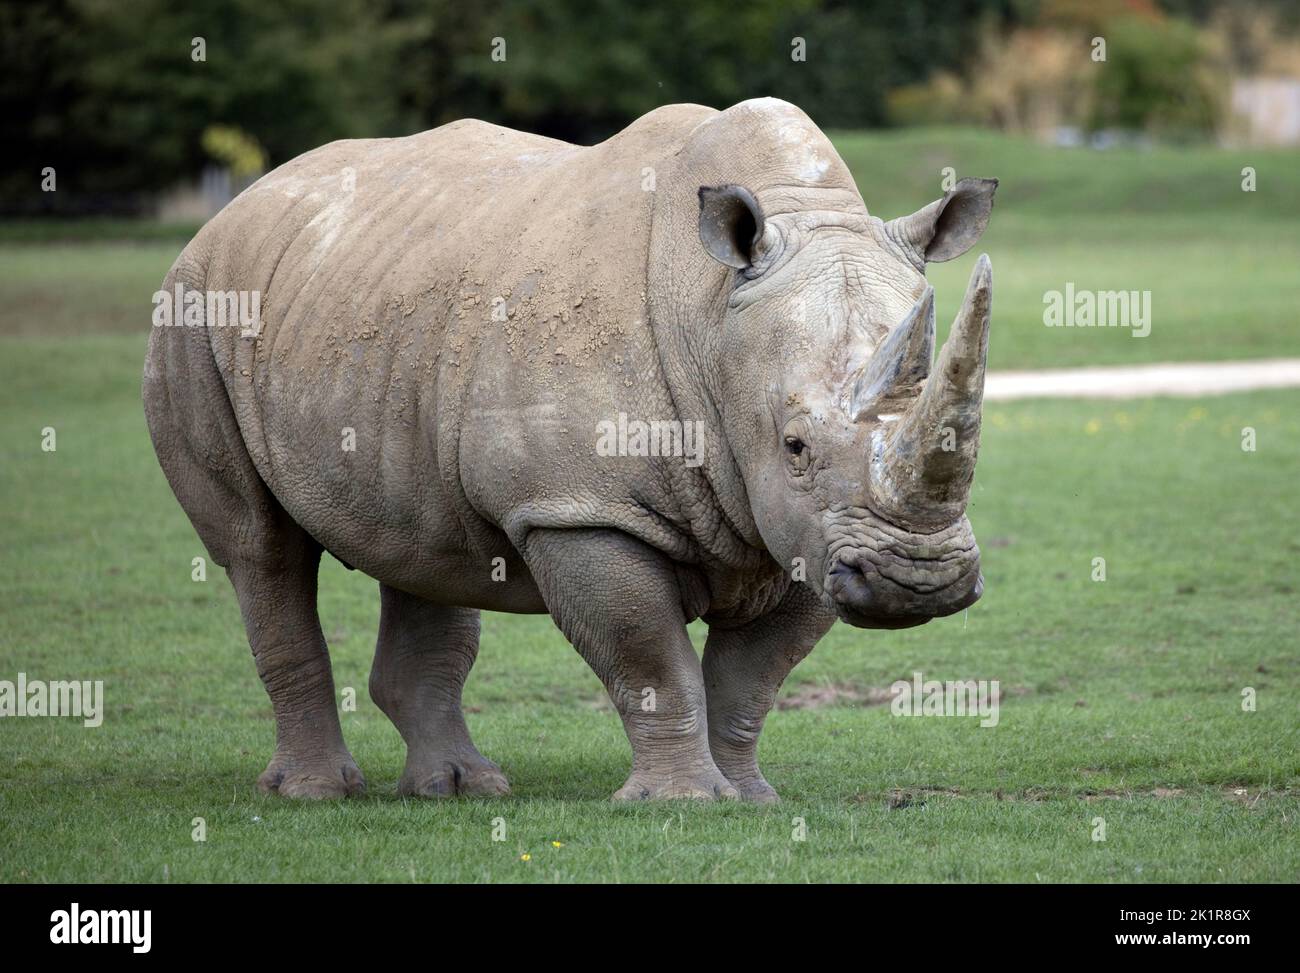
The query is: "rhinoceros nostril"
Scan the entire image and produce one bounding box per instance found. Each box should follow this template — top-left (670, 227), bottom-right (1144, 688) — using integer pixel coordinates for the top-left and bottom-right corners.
top-left (829, 558), bottom-right (873, 608)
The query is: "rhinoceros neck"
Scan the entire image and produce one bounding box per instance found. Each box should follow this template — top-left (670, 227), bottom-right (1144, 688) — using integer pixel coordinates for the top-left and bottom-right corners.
top-left (646, 314), bottom-right (768, 566)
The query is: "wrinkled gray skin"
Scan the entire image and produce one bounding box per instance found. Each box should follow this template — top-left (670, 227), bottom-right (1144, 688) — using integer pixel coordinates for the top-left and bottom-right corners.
top-left (144, 98), bottom-right (996, 802)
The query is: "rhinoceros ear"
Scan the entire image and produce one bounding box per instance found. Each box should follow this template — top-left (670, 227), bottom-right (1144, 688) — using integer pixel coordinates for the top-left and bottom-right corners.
top-left (698, 185), bottom-right (765, 270)
top-left (886, 177), bottom-right (997, 268)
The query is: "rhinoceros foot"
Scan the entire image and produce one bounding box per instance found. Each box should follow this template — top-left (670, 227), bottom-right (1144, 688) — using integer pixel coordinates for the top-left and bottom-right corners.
top-left (726, 777), bottom-right (781, 804)
top-left (257, 751), bottom-right (366, 800)
top-left (398, 753), bottom-right (511, 799)
top-left (612, 768), bottom-right (740, 802)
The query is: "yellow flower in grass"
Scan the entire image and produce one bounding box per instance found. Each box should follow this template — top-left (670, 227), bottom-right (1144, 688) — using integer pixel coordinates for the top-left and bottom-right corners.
top-left (520, 853), bottom-right (531, 861)
top-left (552, 841), bottom-right (564, 848)
top-left (1084, 419), bottom-right (1101, 435)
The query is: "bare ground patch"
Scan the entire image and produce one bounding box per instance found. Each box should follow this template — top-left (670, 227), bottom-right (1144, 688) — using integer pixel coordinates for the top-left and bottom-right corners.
top-left (851, 785), bottom-right (1296, 808)
top-left (777, 683), bottom-right (897, 710)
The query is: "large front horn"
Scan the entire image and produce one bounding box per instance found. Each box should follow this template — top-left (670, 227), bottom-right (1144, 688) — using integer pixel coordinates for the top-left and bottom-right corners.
top-left (873, 255), bottom-right (992, 530)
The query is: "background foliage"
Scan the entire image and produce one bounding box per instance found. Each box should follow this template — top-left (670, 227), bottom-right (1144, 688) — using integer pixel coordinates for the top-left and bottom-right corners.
top-left (12, 0), bottom-right (1297, 215)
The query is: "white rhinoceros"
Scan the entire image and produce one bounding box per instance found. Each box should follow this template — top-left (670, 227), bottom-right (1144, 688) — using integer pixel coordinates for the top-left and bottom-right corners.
top-left (144, 98), bottom-right (996, 802)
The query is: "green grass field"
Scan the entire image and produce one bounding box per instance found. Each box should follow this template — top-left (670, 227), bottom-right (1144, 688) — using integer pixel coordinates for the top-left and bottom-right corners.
top-left (846, 130), bottom-right (1300, 368)
top-left (1, 129), bottom-right (1297, 882)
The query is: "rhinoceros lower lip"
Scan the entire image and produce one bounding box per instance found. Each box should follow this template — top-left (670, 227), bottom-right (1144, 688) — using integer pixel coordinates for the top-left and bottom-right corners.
top-left (835, 602), bottom-right (934, 630)
top-left (827, 560), bottom-right (982, 629)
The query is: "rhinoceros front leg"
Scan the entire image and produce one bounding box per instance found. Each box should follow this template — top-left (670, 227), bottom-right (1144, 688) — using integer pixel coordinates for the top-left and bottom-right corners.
top-left (523, 528), bottom-right (737, 801)
top-left (368, 587), bottom-right (509, 797)
top-left (703, 584), bottom-right (835, 802)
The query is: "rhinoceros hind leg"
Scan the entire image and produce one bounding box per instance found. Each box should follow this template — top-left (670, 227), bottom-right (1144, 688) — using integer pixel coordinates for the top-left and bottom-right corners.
top-left (228, 544), bottom-right (366, 800)
top-left (144, 317), bottom-right (362, 800)
top-left (703, 584), bottom-right (835, 802)
top-left (523, 528), bottom-right (737, 802)
top-left (369, 587), bottom-right (509, 798)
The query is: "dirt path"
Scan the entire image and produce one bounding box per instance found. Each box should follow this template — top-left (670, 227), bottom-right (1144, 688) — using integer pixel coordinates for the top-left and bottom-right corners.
top-left (984, 358), bottom-right (1300, 401)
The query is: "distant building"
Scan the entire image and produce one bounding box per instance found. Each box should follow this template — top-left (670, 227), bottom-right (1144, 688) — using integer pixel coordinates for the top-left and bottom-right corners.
top-left (1228, 78), bottom-right (1300, 146)
top-left (156, 165), bottom-right (260, 222)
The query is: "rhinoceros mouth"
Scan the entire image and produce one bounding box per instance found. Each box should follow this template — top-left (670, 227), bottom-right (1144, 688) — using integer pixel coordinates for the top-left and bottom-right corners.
top-left (821, 508), bottom-right (982, 628)
top-left (827, 557), bottom-right (983, 629)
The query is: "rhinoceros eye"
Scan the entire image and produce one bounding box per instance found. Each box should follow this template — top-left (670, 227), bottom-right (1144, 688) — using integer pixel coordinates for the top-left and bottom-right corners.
top-left (784, 435), bottom-right (811, 476)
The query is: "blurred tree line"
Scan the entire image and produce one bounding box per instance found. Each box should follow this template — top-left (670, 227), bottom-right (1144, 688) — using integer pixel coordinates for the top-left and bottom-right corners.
top-left (3, 0), bottom-right (1025, 215)
top-left (4, 0), bottom-right (1295, 216)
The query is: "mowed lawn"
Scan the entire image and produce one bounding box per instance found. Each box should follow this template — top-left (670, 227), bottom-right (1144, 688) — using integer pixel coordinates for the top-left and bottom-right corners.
top-left (836, 129), bottom-right (1300, 368)
top-left (0, 129), bottom-right (1297, 882)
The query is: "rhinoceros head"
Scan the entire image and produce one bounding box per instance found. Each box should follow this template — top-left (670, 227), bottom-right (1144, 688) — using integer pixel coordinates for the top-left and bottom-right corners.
top-left (696, 176), bottom-right (997, 629)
